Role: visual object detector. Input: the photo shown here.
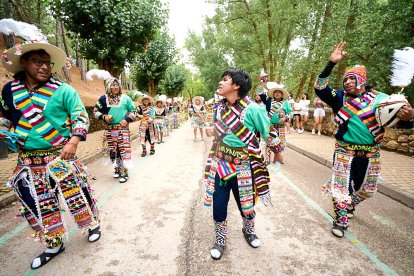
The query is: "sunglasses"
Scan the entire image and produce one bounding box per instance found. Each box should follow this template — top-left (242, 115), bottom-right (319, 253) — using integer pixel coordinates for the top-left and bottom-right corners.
top-left (30, 59), bottom-right (55, 68)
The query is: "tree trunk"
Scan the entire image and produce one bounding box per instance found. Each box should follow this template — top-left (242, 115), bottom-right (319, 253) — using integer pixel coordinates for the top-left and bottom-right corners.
top-left (8, 0), bottom-right (32, 23)
top-left (79, 59), bottom-right (86, 81)
top-left (36, 0), bottom-right (41, 25)
top-left (307, 3), bottom-right (331, 96)
top-left (336, 0), bottom-right (356, 81)
top-left (61, 25), bottom-right (70, 57)
top-left (296, 6), bottom-right (323, 97)
top-left (3, 33), bottom-right (16, 49)
top-left (265, 0), bottom-right (274, 80)
top-left (55, 22), bottom-right (71, 82)
top-left (242, 0), bottom-right (267, 71)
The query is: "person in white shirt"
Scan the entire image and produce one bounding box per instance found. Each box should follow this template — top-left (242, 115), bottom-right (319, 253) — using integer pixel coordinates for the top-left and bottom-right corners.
top-left (293, 97), bottom-right (302, 132)
top-left (299, 94), bottom-right (310, 133)
top-left (286, 94), bottom-right (295, 133)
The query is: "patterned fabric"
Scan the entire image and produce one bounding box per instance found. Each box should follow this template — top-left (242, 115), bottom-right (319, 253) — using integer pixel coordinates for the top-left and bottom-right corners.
top-left (243, 217), bottom-right (256, 234)
top-left (343, 65), bottom-right (367, 88)
top-left (9, 149), bottom-right (99, 247)
top-left (137, 105), bottom-right (157, 145)
top-left (102, 124), bottom-right (132, 171)
top-left (324, 141), bottom-right (381, 226)
top-left (11, 78), bottom-right (66, 147)
top-left (154, 107), bottom-right (166, 132)
top-left (204, 97), bottom-right (272, 212)
top-left (191, 105), bottom-right (206, 128)
top-left (334, 91), bottom-right (384, 143)
top-left (314, 76), bottom-right (329, 90)
top-left (214, 220), bottom-right (227, 246)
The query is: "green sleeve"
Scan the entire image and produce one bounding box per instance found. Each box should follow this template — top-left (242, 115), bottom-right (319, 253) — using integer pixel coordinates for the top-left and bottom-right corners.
top-left (127, 96), bottom-right (136, 112)
top-left (244, 103), bottom-right (271, 140)
top-left (62, 84), bottom-right (89, 140)
top-left (283, 101), bottom-right (293, 114)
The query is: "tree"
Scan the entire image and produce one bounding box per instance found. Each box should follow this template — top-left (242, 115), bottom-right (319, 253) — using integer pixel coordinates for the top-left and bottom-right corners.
top-left (131, 31), bottom-right (176, 96)
top-left (183, 74), bottom-right (211, 101)
top-left (51, 0), bottom-right (167, 76)
top-left (159, 64), bottom-right (188, 98)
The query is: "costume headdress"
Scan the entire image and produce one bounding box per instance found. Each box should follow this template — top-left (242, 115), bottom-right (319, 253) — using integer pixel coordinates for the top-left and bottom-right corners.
top-left (343, 65), bottom-right (367, 90)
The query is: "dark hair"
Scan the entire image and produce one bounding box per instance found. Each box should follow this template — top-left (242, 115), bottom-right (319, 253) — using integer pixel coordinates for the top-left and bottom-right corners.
top-left (221, 67), bottom-right (252, 98)
top-left (21, 49), bottom-right (50, 60)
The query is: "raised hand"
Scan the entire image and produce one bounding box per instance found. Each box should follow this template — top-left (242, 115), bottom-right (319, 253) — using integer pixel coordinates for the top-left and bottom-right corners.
top-left (329, 41), bottom-right (347, 63)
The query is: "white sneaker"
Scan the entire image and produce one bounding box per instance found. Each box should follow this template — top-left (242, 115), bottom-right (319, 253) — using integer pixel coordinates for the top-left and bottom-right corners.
top-left (311, 129), bottom-right (316, 135)
top-left (318, 132), bottom-right (321, 136)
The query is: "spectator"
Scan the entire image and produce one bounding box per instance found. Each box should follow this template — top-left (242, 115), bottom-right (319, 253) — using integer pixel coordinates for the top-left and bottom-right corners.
top-left (293, 97), bottom-right (302, 132)
top-left (312, 96), bottom-right (326, 135)
top-left (299, 94), bottom-right (310, 133)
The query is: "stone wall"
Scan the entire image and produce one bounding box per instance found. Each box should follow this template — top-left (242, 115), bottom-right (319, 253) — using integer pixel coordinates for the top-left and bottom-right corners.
top-left (303, 108), bottom-right (414, 157)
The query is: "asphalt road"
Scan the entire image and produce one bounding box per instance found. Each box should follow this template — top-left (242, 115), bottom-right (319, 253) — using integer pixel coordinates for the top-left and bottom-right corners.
top-left (0, 122), bottom-right (413, 275)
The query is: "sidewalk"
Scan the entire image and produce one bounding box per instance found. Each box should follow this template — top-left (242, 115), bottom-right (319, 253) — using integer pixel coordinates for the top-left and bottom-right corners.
top-left (0, 122), bottom-right (140, 209)
top-left (286, 131), bottom-right (414, 208)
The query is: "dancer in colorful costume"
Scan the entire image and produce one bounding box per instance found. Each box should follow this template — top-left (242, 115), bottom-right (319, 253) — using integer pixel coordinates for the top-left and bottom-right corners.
top-left (0, 42), bottom-right (100, 269)
top-left (136, 94), bottom-right (157, 156)
top-left (93, 77), bottom-right (135, 183)
top-left (265, 82), bottom-right (292, 165)
top-left (154, 95), bottom-right (167, 143)
top-left (189, 96), bottom-right (206, 141)
top-left (314, 42), bottom-right (414, 238)
top-left (204, 68), bottom-right (280, 260)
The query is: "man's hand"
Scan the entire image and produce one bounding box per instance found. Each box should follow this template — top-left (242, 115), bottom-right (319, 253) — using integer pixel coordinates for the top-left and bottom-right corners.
top-left (61, 136), bottom-right (81, 160)
top-left (104, 115), bottom-right (113, 123)
top-left (329, 41), bottom-right (347, 63)
top-left (205, 126), bottom-right (214, 137)
top-left (397, 104), bottom-right (414, 121)
top-left (120, 119), bottom-right (128, 127)
top-left (0, 125), bottom-right (8, 140)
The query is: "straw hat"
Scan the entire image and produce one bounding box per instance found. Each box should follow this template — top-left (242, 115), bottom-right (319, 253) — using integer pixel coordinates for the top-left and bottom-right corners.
top-left (192, 96), bottom-right (204, 105)
top-left (155, 94), bottom-right (167, 104)
top-left (267, 82), bottom-right (289, 100)
top-left (1, 42), bottom-right (67, 74)
top-left (138, 94), bottom-right (154, 104)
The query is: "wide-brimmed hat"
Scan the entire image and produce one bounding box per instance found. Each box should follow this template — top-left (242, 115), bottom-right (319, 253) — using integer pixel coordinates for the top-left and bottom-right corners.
top-left (155, 94), bottom-right (167, 104)
top-left (267, 82), bottom-right (289, 100)
top-left (192, 96), bottom-right (204, 105)
top-left (138, 94), bottom-right (154, 104)
top-left (1, 42), bottom-right (67, 74)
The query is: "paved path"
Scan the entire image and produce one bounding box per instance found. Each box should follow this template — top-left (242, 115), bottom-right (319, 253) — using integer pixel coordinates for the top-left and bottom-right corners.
top-left (0, 122), bottom-right (413, 275)
top-left (286, 131), bottom-right (414, 208)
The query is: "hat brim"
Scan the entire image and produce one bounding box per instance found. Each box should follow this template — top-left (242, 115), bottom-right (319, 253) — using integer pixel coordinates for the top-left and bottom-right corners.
top-left (192, 96), bottom-right (204, 105)
top-left (138, 96), bottom-right (154, 104)
top-left (269, 88), bottom-right (289, 100)
top-left (1, 42), bottom-right (67, 74)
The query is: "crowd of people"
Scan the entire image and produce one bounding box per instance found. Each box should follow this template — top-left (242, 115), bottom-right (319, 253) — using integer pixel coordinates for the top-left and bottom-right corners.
top-left (0, 39), bottom-right (413, 269)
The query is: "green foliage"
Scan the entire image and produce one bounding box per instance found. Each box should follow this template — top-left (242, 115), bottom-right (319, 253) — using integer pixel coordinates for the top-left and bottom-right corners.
top-left (159, 64), bottom-right (188, 97)
top-left (185, 27), bottom-right (230, 93)
top-left (131, 31), bottom-right (177, 94)
top-left (183, 74), bottom-right (212, 101)
top-left (186, 0), bottom-right (414, 103)
top-left (51, 0), bottom-right (167, 75)
top-left (125, 90), bottom-right (140, 101)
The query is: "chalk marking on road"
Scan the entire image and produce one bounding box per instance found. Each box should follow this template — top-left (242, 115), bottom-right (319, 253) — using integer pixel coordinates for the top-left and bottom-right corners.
top-left (271, 165), bottom-right (398, 276)
top-left (0, 222), bottom-right (26, 246)
top-left (369, 211), bottom-right (413, 241)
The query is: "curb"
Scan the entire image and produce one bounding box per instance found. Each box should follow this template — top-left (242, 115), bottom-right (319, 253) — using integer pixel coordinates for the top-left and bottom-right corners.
top-left (0, 134), bottom-right (140, 210)
top-left (287, 142), bottom-right (414, 209)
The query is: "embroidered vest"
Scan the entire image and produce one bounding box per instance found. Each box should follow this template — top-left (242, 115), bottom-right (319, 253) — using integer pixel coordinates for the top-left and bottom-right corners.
top-left (12, 78), bottom-right (66, 147)
top-left (334, 91), bottom-right (384, 143)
